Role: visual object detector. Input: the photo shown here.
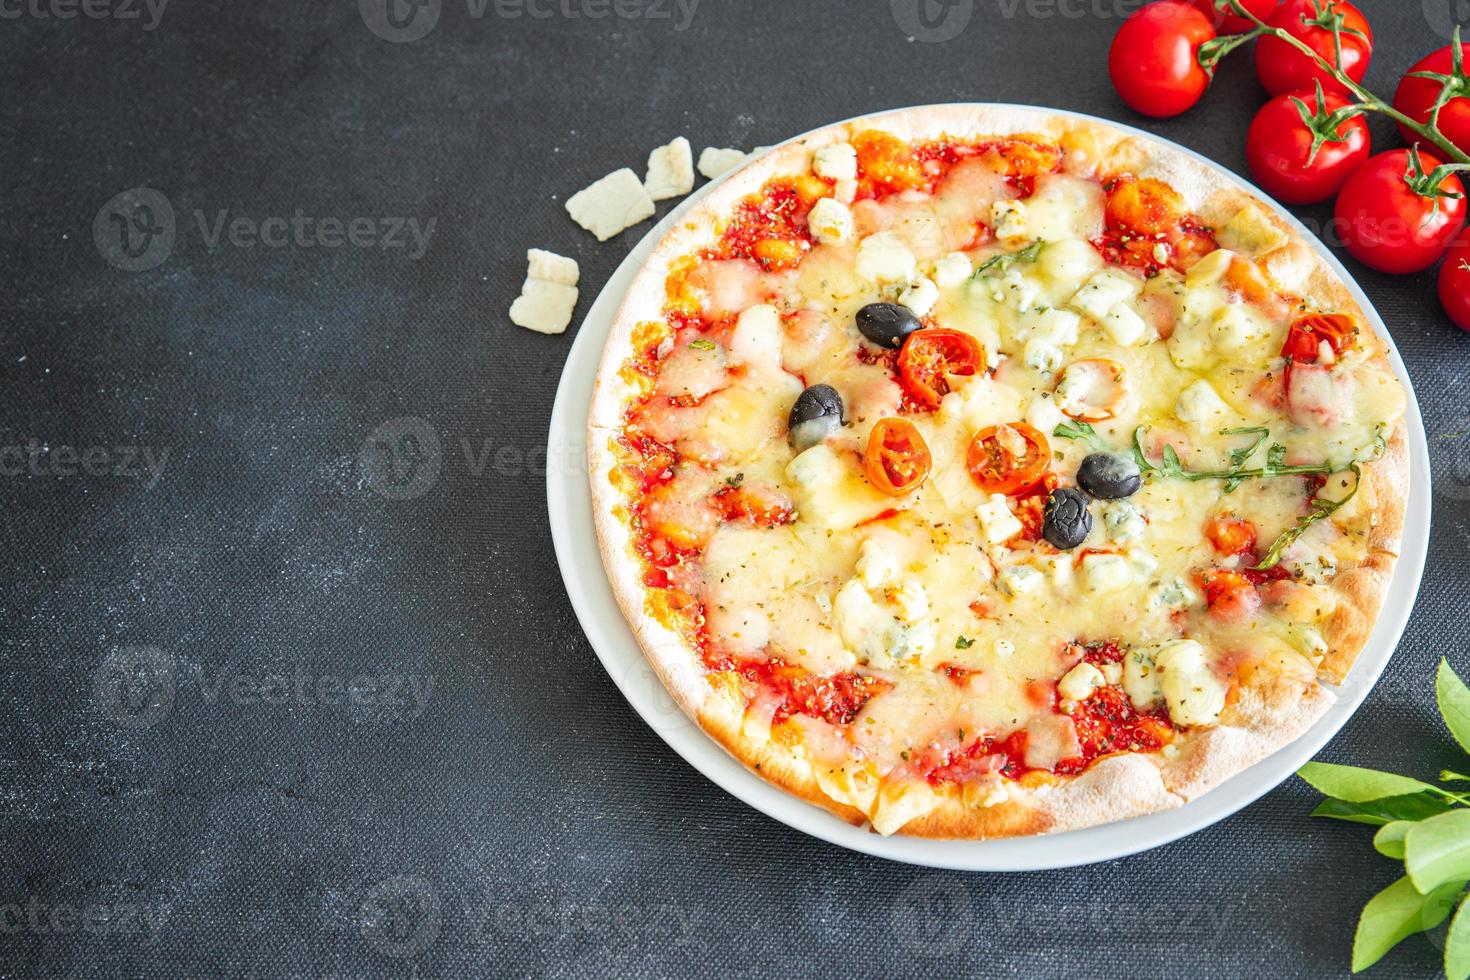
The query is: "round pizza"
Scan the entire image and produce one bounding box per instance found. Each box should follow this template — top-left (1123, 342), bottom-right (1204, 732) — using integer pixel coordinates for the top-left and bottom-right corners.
top-left (586, 105), bottom-right (1410, 839)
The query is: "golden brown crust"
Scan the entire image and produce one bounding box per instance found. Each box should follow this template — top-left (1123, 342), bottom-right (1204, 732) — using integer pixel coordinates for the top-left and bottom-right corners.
top-left (587, 105), bottom-right (1411, 839)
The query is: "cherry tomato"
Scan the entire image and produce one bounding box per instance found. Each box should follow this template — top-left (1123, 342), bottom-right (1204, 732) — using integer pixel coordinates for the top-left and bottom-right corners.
top-left (1055, 359), bottom-right (1129, 422)
top-left (896, 328), bottom-right (984, 410)
top-left (1333, 149), bottom-right (1467, 275)
top-left (1394, 43), bottom-right (1470, 157)
top-left (1199, 569), bottom-right (1262, 622)
top-left (966, 423), bottom-right (1051, 496)
top-left (1204, 515), bottom-right (1258, 557)
top-left (1281, 312), bottom-right (1359, 362)
top-left (863, 418), bottom-right (931, 497)
top-left (1441, 223), bottom-right (1470, 332)
top-left (1256, 0), bottom-right (1373, 98)
top-left (1187, 0), bottom-right (1280, 33)
top-left (1109, 2), bottom-right (1218, 119)
top-left (1245, 88), bottom-right (1370, 204)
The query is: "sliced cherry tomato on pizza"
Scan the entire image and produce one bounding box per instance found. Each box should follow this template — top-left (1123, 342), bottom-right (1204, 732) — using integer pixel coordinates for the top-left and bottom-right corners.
top-left (1333, 148), bottom-right (1467, 275)
top-left (896, 329), bottom-right (984, 410)
top-left (966, 423), bottom-right (1051, 496)
top-left (1441, 223), bottom-right (1470, 332)
top-left (863, 418), bottom-right (932, 497)
top-left (1199, 569), bottom-right (1263, 622)
top-left (1245, 87), bottom-right (1371, 206)
top-left (1393, 41), bottom-right (1470, 157)
top-left (1108, 2), bottom-right (1218, 119)
top-left (1256, 0), bottom-right (1373, 98)
top-left (1055, 359), bottom-right (1129, 422)
top-left (1204, 514), bottom-right (1259, 557)
top-left (1282, 312), bottom-right (1359, 363)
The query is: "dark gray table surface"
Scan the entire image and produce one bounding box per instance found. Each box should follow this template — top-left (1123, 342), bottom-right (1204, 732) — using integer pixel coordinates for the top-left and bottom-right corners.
top-left (5, 0), bottom-right (1470, 976)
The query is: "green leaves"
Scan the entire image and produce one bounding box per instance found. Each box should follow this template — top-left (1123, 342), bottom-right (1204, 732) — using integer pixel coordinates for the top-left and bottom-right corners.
top-left (1299, 660), bottom-right (1470, 975)
top-left (970, 240), bottom-right (1042, 279)
top-left (1439, 660), bottom-right (1470, 757)
top-left (1408, 813), bottom-right (1470, 894)
top-left (1251, 466), bottom-right (1361, 571)
top-left (1130, 424), bottom-right (1348, 486)
top-left (1051, 419), bottom-right (1105, 450)
top-left (1299, 762), bottom-right (1440, 802)
top-left (1354, 876), bottom-right (1467, 973)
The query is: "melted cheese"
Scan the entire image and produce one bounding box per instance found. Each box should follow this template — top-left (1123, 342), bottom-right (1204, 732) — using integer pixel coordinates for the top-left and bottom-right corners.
top-left (625, 139), bottom-right (1408, 833)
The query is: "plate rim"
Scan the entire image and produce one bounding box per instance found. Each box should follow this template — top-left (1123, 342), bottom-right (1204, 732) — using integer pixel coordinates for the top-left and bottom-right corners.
top-left (546, 102), bottom-right (1432, 871)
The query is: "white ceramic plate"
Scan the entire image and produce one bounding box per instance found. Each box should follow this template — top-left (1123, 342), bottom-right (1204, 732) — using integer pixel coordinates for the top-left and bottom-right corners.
top-left (546, 105), bottom-right (1432, 871)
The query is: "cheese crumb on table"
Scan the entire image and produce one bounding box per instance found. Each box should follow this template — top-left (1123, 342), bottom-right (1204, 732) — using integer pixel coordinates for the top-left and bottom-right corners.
top-left (565, 168), bottom-right (655, 241)
top-left (697, 147), bottom-right (748, 179)
top-left (509, 248), bottom-right (580, 335)
top-left (644, 136), bottom-right (695, 201)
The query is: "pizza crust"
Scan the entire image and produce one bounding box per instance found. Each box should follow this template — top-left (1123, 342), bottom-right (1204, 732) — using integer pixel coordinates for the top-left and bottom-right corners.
top-left (587, 104), bottom-right (1411, 839)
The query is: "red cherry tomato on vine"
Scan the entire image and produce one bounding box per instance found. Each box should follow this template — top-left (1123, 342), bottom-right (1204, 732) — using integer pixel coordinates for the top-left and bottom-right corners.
top-left (1255, 0), bottom-right (1373, 98)
top-left (1442, 224), bottom-right (1470, 332)
top-left (1110, 2), bottom-right (1218, 118)
top-left (1186, 0), bottom-right (1280, 34)
top-left (1393, 43), bottom-right (1470, 157)
top-left (1245, 87), bottom-right (1370, 204)
top-left (1333, 149), bottom-right (1467, 275)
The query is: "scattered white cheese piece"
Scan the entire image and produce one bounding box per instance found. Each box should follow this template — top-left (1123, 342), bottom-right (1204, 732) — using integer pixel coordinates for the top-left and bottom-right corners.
top-left (1032, 553), bottom-right (1074, 588)
top-left (526, 247), bottom-right (579, 286)
top-left (855, 232), bottom-right (916, 282)
top-left (994, 639), bottom-right (1015, 658)
top-left (1101, 500), bottom-right (1146, 543)
top-left (1070, 269), bottom-right (1142, 321)
top-left (890, 580), bottom-right (930, 622)
top-left (1024, 394), bottom-right (1066, 437)
top-left (509, 248), bottom-right (580, 335)
top-left (807, 197), bottom-right (855, 246)
top-left (856, 535), bottom-right (901, 589)
top-left (931, 252), bottom-right (972, 288)
top-left (990, 200), bottom-right (1029, 242)
top-left (898, 277), bottom-right (939, 317)
top-left (1023, 337), bottom-right (1063, 374)
top-left (997, 565), bottom-right (1041, 598)
top-left (1058, 662), bottom-right (1106, 703)
top-left (1174, 379), bottom-right (1233, 431)
top-left (1185, 248), bottom-right (1236, 288)
top-left (1101, 661), bottom-right (1124, 686)
top-left (976, 494), bottom-right (1023, 544)
top-left (1102, 303), bottom-right (1147, 346)
top-left (697, 146), bottom-right (748, 179)
top-left (1155, 639), bottom-right (1227, 727)
top-left (644, 136), bottom-right (695, 201)
top-left (1124, 647), bottom-right (1162, 711)
top-left (833, 178), bottom-right (858, 203)
top-left (1082, 553), bottom-right (1133, 593)
top-left (565, 168), bottom-right (656, 241)
top-left (509, 280), bottom-right (579, 335)
top-left (812, 142), bottom-right (858, 181)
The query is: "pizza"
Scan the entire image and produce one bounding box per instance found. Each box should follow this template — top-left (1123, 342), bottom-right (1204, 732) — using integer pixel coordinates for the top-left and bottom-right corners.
top-left (586, 105), bottom-right (1410, 839)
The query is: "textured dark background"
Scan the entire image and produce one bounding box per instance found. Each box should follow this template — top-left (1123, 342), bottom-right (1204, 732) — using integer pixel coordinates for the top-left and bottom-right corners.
top-left (4, 0), bottom-right (1470, 976)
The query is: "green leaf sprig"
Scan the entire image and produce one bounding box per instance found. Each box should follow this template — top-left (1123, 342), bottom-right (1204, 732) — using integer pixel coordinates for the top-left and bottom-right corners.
top-left (1298, 660), bottom-right (1470, 976)
top-left (1130, 425), bottom-right (1343, 486)
top-left (970, 240), bottom-right (1043, 280)
top-left (1051, 419), bottom-right (1107, 450)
